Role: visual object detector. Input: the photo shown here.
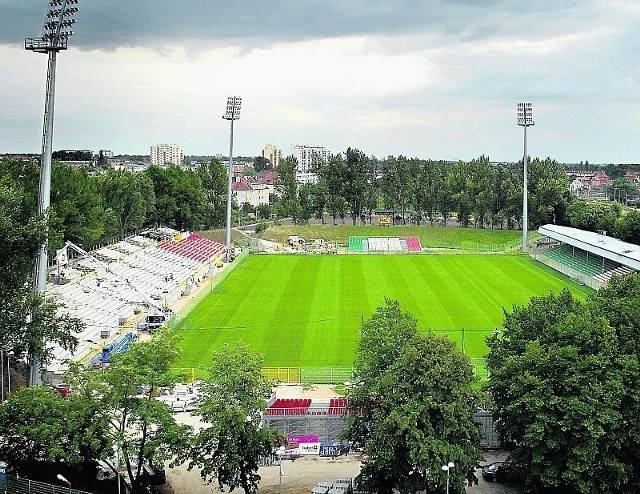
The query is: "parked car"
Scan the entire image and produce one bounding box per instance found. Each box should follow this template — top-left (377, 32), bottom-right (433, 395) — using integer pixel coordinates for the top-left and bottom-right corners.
top-left (481, 462), bottom-right (505, 482)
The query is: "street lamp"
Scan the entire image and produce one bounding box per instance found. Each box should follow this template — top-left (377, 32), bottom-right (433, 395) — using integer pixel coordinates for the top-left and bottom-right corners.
top-left (25, 0), bottom-right (80, 386)
top-left (56, 473), bottom-right (71, 488)
top-left (517, 102), bottom-right (534, 254)
top-left (222, 96), bottom-right (242, 256)
top-left (276, 445), bottom-right (286, 494)
top-left (441, 461), bottom-right (454, 494)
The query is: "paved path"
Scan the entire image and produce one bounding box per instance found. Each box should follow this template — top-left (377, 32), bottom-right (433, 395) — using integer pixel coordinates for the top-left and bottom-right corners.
top-left (468, 451), bottom-right (521, 494)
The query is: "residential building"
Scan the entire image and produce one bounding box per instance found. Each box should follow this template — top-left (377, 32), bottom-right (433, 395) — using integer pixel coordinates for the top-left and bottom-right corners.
top-left (262, 144), bottom-right (282, 168)
top-left (290, 145), bottom-right (331, 184)
top-left (231, 177), bottom-right (271, 207)
top-left (150, 144), bottom-right (184, 167)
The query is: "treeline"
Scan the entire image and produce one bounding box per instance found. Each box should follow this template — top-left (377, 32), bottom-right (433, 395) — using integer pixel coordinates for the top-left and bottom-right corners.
top-left (0, 158), bottom-right (230, 252)
top-left (274, 151), bottom-right (570, 230)
top-left (3, 151), bottom-right (639, 255)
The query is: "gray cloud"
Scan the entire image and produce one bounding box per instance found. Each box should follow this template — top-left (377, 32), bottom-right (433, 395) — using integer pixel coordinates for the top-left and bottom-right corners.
top-left (4, 0), bottom-right (586, 50)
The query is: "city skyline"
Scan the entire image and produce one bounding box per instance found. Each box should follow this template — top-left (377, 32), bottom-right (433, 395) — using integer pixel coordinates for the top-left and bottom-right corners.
top-left (1, 1), bottom-right (639, 163)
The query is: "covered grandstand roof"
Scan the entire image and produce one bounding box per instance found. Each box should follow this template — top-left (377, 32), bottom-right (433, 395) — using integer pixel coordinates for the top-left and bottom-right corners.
top-left (538, 224), bottom-right (640, 271)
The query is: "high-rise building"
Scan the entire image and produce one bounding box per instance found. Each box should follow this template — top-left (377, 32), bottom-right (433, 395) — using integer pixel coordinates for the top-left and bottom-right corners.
top-left (150, 144), bottom-right (184, 167)
top-left (290, 144), bottom-right (331, 184)
top-left (262, 144), bottom-right (282, 168)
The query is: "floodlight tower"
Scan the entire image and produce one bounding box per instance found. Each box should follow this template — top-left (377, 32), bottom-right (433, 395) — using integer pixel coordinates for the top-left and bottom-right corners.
top-left (25, 0), bottom-right (79, 386)
top-left (517, 103), bottom-right (534, 253)
top-left (222, 96), bottom-right (242, 254)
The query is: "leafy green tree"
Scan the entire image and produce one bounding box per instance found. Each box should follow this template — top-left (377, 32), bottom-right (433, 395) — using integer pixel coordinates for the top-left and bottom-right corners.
top-left (50, 162), bottom-right (105, 249)
top-left (197, 158), bottom-right (228, 229)
top-left (608, 177), bottom-right (639, 203)
top-left (449, 160), bottom-right (473, 227)
top-left (343, 148), bottom-right (369, 224)
top-left (487, 289), bottom-right (639, 493)
top-left (615, 210), bottom-right (640, 244)
top-left (298, 183), bottom-right (314, 224)
top-left (345, 299), bottom-right (482, 494)
top-left (0, 386), bottom-right (108, 473)
top-left (0, 160), bottom-right (82, 382)
top-left (274, 156), bottom-right (301, 222)
top-left (68, 332), bottom-right (192, 493)
top-left (253, 156), bottom-right (271, 172)
top-left (566, 200), bottom-right (622, 233)
top-left (2, 288), bottom-right (81, 377)
top-left (311, 179), bottom-right (328, 224)
top-left (316, 154), bottom-right (346, 225)
top-left (189, 342), bottom-right (283, 494)
top-left (97, 169), bottom-right (148, 238)
top-left (469, 155), bottom-right (494, 228)
top-left (145, 165), bottom-right (206, 230)
top-left (527, 157), bottom-right (569, 228)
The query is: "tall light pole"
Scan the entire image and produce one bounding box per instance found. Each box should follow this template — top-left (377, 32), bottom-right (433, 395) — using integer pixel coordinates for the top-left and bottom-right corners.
top-left (222, 96), bottom-right (242, 257)
top-left (25, 0), bottom-right (80, 386)
top-left (517, 103), bottom-right (534, 254)
top-left (441, 461), bottom-right (454, 494)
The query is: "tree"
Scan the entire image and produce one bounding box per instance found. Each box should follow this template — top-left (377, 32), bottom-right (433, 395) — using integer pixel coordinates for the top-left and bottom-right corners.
top-left (486, 289), bottom-right (639, 493)
top-left (298, 183), bottom-right (314, 224)
top-left (343, 148), bottom-right (369, 224)
top-left (0, 159), bottom-right (82, 383)
top-left (527, 157), bottom-right (569, 228)
top-left (97, 169), bottom-right (148, 238)
top-left (615, 210), bottom-right (640, 245)
top-left (345, 299), bottom-right (482, 494)
top-left (189, 342), bottom-right (283, 494)
top-left (68, 332), bottom-right (192, 493)
top-left (566, 200), bottom-right (622, 233)
top-left (253, 156), bottom-right (271, 172)
top-left (274, 156), bottom-right (301, 222)
top-left (0, 386), bottom-right (108, 475)
top-left (50, 162), bottom-right (105, 249)
top-left (197, 158), bottom-right (228, 229)
top-left (145, 165), bottom-right (206, 230)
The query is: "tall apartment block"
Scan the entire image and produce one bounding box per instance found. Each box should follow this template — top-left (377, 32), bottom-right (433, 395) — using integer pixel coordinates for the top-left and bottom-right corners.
top-left (262, 144), bottom-right (282, 168)
top-left (150, 144), bottom-right (184, 167)
top-left (290, 144), bottom-right (331, 184)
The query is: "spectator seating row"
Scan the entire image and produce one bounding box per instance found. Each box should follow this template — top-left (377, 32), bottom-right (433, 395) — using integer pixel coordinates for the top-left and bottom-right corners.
top-left (405, 237), bottom-right (422, 252)
top-left (159, 233), bottom-right (225, 262)
top-left (265, 398), bottom-right (312, 415)
top-left (348, 236), bottom-right (422, 253)
top-left (593, 264), bottom-right (637, 283)
top-left (545, 244), bottom-right (619, 277)
top-left (47, 232), bottom-right (225, 378)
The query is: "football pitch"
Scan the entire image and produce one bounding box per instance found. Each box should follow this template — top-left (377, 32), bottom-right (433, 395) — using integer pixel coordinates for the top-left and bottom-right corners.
top-left (175, 254), bottom-right (591, 370)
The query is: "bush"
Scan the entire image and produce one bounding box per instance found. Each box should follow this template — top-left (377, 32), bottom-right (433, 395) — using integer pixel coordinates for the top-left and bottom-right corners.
top-left (255, 221), bottom-right (268, 234)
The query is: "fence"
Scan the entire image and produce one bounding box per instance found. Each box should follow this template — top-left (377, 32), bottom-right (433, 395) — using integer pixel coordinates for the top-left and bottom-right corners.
top-left (3, 477), bottom-right (95, 494)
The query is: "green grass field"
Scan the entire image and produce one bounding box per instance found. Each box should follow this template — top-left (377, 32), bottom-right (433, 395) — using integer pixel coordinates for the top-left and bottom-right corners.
top-left (175, 254), bottom-right (591, 370)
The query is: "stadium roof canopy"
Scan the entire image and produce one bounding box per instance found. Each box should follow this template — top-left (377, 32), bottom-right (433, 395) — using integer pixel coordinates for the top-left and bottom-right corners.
top-left (538, 224), bottom-right (640, 271)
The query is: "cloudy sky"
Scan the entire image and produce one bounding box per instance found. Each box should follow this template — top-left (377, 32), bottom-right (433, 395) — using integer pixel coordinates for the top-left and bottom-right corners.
top-left (1, 0), bottom-right (639, 163)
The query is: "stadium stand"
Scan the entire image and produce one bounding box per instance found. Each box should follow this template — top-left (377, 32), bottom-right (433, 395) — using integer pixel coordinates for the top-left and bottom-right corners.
top-left (45, 230), bottom-right (227, 381)
top-left (405, 237), bottom-right (422, 252)
top-left (348, 236), bottom-right (367, 252)
top-left (348, 236), bottom-right (422, 253)
top-left (265, 398), bottom-right (312, 416)
top-left (545, 244), bottom-right (619, 277)
top-left (158, 233), bottom-right (225, 262)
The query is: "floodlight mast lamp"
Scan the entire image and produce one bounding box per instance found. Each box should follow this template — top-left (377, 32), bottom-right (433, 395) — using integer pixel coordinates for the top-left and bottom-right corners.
top-left (222, 96), bottom-right (242, 254)
top-left (517, 103), bottom-right (534, 253)
top-left (25, 0), bottom-right (79, 386)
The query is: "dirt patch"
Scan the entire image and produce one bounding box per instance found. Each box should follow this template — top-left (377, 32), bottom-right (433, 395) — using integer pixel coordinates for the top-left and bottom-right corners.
top-left (167, 454), bottom-right (362, 494)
